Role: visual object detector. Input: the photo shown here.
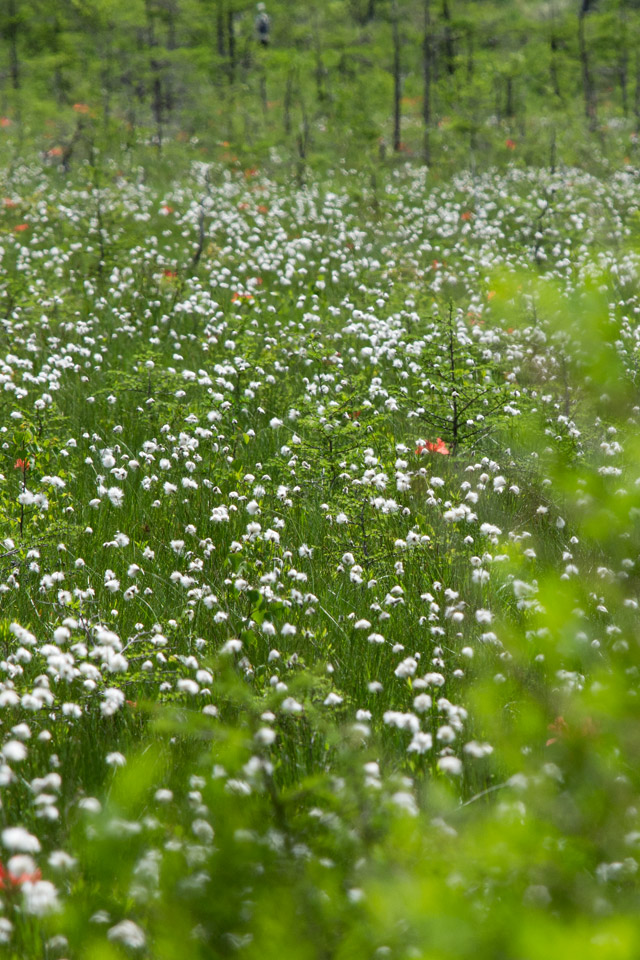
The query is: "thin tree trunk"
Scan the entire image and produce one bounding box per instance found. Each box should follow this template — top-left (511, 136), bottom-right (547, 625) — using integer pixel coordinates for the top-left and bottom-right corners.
top-left (466, 27), bottom-right (474, 80)
top-left (392, 0), bottom-right (402, 151)
top-left (578, 8), bottom-right (597, 130)
top-left (422, 0), bottom-right (432, 164)
top-left (260, 71), bottom-right (267, 120)
top-left (165, 0), bottom-right (177, 116)
top-left (216, 1), bottom-right (226, 57)
top-left (618, 0), bottom-right (629, 117)
top-left (634, 48), bottom-right (640, 134)
top-left (442, 0), bottom-right (455, 76)
top-left (505, 75), bottom-right (514, 118)
top-left (227, 9), bottom-right (236, 84)
top-left (313, 11), bottom-right (327, 104)
top-left (550, 34), bottom-right (561, 98)
top-left (7, 0), bottom-right (20, 91)
top-left (152, 67), bottom-right (163, 151)
top-left (283, 68), bottom-right (294, 136)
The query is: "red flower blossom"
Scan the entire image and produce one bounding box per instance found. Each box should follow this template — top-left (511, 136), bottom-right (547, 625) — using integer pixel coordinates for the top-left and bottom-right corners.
top-left (14, 458), bottom-right (30, 471)
top-left (416, 439), bottom-right (450, 456)
top-left (505, 138), bottom-right (516, 150)
top-left (461, 211), bottom-right (473, 221)
top-left (14, 223), bottom-right (29, 232)
top-left (0, 117), bottom-right (11, 128)
top-left (0, 862), bottom-right (41, 889)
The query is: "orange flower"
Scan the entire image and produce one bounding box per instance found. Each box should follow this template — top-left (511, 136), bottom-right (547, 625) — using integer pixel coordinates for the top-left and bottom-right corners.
top-left (73, 103), bottom-right (90, 114)
top-left (0, 117), bottom-right (11, 128)
top-left (14, 458), bottom-right (30, 471)
top-left (0, 862), bottom-right (41, 889)
top-left (14, 223), bottom-right (29, 232)
top-left (47, 146), bottom-right (63, 157)
top-left (416, 439), bottom-right (450, 456)
top-left (461, 211), bottom-right (473, 221)
top-left (505, 138), bottom-right (516, 150)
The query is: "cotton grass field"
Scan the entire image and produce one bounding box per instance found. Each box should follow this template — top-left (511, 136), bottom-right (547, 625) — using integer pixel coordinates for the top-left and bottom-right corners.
top-left (1, 146), bottom-right (640, 958)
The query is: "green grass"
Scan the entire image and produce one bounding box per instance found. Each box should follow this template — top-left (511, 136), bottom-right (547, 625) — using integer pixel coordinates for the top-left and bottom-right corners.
top-left (0, 132), bottom-right (638, 958)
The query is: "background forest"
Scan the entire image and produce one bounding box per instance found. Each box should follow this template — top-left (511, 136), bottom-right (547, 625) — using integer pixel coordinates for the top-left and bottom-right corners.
top-left (0, 0), bottom-right (639, 169)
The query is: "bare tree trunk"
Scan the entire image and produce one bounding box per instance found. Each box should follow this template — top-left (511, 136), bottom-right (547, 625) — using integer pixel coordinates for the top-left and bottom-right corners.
top-left (634, 48), bottom-right (640, 135)
top-left (165, 0), bottom-right (177, 116)
top-left (442, 0), bottom-right (455, 76)
top-left (422, 0), bottom-right (432, 163)
top-left (259, 71), bottom-right (267, 120)
top-left (550, 33), bottom-right (561, 98)
top-left (505, 75), bottom-right (514, 118)
top-left (7, 0), bottom-right (20, 91)
top-left (392, 0), bottom-right (402, 152)
top-left (152, 66), bottom-right (163, 151)
top-left (618, 0), bottom-right (629, 117)
top-left (216, 1), bottom-right (226, 57)
top-left (283, 69), bottom-right (293, 136)
top-left (313, 11), bottom-right (327, 104)
top-left (227, 8), bottom-right (236, 85)
top-left (578, 5), bottom-right (597, 130)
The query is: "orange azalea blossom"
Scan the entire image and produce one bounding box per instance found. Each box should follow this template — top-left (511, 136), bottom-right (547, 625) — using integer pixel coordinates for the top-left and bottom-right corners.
top-left (0, 117), bottom-right (11, 128)
top-left (0, 862), bottom-right (41, 889)
top-left (14, 458), bottom-right (30, 471)
top-left (14, 223), bottom-right (29, 232)
top-left (47, 146), bottom-right (64, 157)
top-left (461, 211), bottom-right (473, 221)
top-left (416, 439), bottom-right (450, 456)
top-left (546, 715), bottom-right (597, 746)
top-left (505, 138), bottom-right (516, 150)
top-left (231, 292), bottom-right (254, 303)
top-left (163, 270), bottom-right (177, 280)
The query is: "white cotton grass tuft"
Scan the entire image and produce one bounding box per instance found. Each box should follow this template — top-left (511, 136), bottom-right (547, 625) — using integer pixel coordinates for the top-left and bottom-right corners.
top-left (22, 880), bottom-right (60, 916)
top-left (107, 919), bottom-right (146, 949)
top-left (2, 827), bottom-right (41, 853)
